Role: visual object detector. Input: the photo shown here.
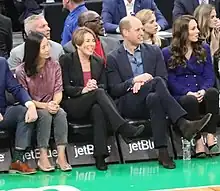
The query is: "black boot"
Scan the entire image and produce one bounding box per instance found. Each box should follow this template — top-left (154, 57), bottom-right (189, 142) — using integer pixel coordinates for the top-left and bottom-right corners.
top-left (177, 113), bottom-right (212, 141)
top-left (118, 123), bottom-right (145, 143)
top-left (158, 148), bottom-right (176, 169)
top-left (95, 156), bottom-right (108, 171)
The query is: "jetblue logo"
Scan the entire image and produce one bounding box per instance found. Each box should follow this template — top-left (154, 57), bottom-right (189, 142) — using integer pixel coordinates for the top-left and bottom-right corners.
top-left (24, 149), bottom-right (58, 160)
top-left (128, 140), bottom-right (155, 154)
top-left (74, 144), bottom-right (111, 158)
top-left (0, 153), bottom-right (5, 162)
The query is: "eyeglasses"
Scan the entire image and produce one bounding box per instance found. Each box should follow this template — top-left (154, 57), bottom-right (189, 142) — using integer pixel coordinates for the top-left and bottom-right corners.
top-left (84, 17), bottom-right (102, 25)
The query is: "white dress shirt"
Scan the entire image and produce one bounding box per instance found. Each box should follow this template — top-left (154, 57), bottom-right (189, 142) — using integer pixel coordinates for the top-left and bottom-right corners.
top-left (123, 0), bottom-right (135, 15)
top-left (199, 0), bottom-right (209, 4)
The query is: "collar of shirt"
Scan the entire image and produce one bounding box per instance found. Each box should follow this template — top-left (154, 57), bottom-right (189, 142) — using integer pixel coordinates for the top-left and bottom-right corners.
top-left (199, 0), bottom-right (209, 4)
top-left (123, 0), bottom-right (135, 15)
top-left (123, 43), bottom-right (141, 55)
top-left (69, 3), bottom-right (86, 16)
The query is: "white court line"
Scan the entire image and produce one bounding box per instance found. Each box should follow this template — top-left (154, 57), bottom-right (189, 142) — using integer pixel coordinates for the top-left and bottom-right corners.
top-left (150, 185), bottom-right (220, 191)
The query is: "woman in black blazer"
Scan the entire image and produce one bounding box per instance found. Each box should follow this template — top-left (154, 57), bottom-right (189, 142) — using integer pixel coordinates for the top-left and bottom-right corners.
top-left (60, 27), bottom-right (144, 171)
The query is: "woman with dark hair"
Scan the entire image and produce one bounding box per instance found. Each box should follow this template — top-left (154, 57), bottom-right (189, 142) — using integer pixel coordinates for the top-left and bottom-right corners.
top-left (59, 27), bottom-right (144, 171)
top-left (162, 15), bottom-right (219, 157)
top-left (15, 31), bottom-right (72, 172)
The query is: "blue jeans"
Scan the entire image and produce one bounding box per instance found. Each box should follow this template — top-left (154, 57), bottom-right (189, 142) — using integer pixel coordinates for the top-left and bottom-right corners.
top-left (1, 105), bottom-right (34, 149)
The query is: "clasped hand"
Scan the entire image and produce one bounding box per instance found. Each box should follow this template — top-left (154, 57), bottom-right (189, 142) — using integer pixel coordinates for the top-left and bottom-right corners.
top-left (132, 73), bottom-right (153, 94)
top-left (187, 89), bottom-right (205, 103)
top-left (46, 101), bottom-right (60, 114)
top-left (83, 79), bottom-right (98, 93)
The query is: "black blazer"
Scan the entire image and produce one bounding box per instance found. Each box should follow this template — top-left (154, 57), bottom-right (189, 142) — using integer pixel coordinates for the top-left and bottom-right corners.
top-left (0, 14), bottom-right (12, 58)
top-left (106, 43), bottom-right (168, 98)
top-left (173, 0), bottom-right (220, 21)
top-left (59, 51), bottom-right (106, 99)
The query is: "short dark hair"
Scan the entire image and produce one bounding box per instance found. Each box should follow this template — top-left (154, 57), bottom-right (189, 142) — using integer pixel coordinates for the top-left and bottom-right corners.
top-left (23, 31), bottom-right (45, 77)
top-left (72, 27), bottom-right (96, 47)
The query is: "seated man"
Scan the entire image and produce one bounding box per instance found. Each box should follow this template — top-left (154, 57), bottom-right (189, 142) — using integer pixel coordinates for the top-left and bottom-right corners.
top-left (106, 16), bottom-right (212, 169)
top-left (63, 11), bottom-right (121, 60)
top-left (172, 0), bottom-right (220, 21)
top-left (61, 0), bottom-right (88, 45)
top-left (8, 14), bottom-right (64, 70)
top-left (0, 57), bottom-right (38, 174)
top-left (101, 0), bottom-right (168, 33)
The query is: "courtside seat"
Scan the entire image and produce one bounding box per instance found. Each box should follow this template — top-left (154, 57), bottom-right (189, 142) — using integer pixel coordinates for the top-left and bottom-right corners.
top-left (0, 129), bottom-right (10, 149)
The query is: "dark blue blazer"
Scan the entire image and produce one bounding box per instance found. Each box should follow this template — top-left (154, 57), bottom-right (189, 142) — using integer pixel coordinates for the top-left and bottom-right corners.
top-left (0, 57), bottom-right (31, 114)
top-left (162, 44), bottom-right (215, 100)
top-left (102, 0), bottom-right (168, 33)
top-left (106, 43), bottom-right (168, 98)
top-left (172, 0), bottom-right (220, 21)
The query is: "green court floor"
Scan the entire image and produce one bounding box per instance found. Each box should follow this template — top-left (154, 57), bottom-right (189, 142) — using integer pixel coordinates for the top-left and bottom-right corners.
top-left (1, 156), bottom-right (220, 191)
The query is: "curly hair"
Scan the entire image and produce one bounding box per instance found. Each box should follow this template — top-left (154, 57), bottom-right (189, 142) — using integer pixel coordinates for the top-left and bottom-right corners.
top-left (168, 15), bottom-right (206, 69)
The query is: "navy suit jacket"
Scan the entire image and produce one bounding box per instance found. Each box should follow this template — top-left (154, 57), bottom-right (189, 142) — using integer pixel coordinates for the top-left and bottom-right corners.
top-left (173, 0), bottom-right (220, 21)
top-left (102, 0), bottom-right (168, 33)
top-left (162, 43), bottom-right (215, 100)
top-left (106, 43), bottom-right (168, 98)
top-left (0, 57), bottom-right (31, 114)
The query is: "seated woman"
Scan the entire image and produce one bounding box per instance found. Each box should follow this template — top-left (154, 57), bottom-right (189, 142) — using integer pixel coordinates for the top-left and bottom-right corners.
top-left (135, 9), bottom-right (161, 47)
top-left (162, 15), bottom-right (219, 157)
top-left (15, 31), bottom-right (72, 172)
top-left (59, 27), bottom-right (144, 171)
top-left (194, 4), bottom-right (220, 57)
top-left (194, 4), bottom-right (220, 80)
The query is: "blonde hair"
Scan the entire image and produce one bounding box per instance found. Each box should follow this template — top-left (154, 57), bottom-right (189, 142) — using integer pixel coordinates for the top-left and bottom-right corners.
top-left (136, 9), bottom-right (161, 46)
top-left (194, 4), bottom-right (215, 40)
top-left (24, 14), bottom-right (44, 35)
top-left (72, 27), bottom-right (96, 47)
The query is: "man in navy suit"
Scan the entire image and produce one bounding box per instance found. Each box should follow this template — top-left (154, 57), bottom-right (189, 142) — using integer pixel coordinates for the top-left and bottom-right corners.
top-left (173, 0), bottom-right (220, 21)
top-left (0, 57), bottom-right (38, 174)
top-left (106, 16), bottom-right (212, 169)
top-left (101, 0), bottom-right (168, 33)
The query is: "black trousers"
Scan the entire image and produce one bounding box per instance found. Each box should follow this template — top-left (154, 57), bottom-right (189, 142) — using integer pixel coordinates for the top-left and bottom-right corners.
top-left (179, 88), bottom-right (219, 139)
top-left (62, 88), bottom-right (126, 157)
top-left (117, 76), bottom-right (187, 148)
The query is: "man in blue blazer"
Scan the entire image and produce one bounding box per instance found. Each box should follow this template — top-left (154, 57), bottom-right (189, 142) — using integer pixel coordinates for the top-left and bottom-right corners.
top-left (0, 57), bottom-right (38, 174)
top-left (173, 0), bottom-right (220, 21)
top-left (101, 0), bottom-right (168, 33)
top-left (106, 16), bottom-right (212, 169)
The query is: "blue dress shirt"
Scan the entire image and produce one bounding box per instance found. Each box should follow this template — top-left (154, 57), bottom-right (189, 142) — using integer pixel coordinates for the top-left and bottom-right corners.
top-left (61, 4), bottom-right (88, 45)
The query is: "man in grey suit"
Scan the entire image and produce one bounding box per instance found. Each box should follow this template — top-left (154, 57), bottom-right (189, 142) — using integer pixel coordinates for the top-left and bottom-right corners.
top-left (8, 14), bottom-right (64, 70)
top-left (63, 11), bottom-right (121, 58)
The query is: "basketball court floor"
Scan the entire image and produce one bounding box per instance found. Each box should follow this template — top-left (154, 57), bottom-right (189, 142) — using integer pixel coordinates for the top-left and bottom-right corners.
top-left (0, 156), bottom-right (220, 191)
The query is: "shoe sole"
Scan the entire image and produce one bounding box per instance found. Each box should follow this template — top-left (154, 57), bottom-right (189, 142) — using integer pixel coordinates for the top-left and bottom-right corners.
top-left (9, 169), bottom-right (36, 175)
top-left (158, 161), bottom-right (176, 169)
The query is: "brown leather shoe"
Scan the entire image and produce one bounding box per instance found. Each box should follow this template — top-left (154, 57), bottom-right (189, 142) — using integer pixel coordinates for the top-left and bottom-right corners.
top-left (9, 160), bottom-right (37, 175)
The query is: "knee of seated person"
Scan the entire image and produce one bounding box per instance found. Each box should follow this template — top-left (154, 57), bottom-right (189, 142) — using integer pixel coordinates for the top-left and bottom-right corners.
top-left (180, 95), bottom-right (198, 105)
top-left (94, 88), bottom-right (106, 97)
top-left (37, 109), bottom-right (52, 118)
top-left (153, 76), bottom-right (164, 83)
top-left (205, 88), bottom-right (219, 99)
top-left (56, 108), bottom-right (67, 117)
top-left (146, 93), bottom-right (160, 105)
top-left (91, 104), bottom-right (102, 112)
top-left (14, 105), bottom-right (28, 118)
